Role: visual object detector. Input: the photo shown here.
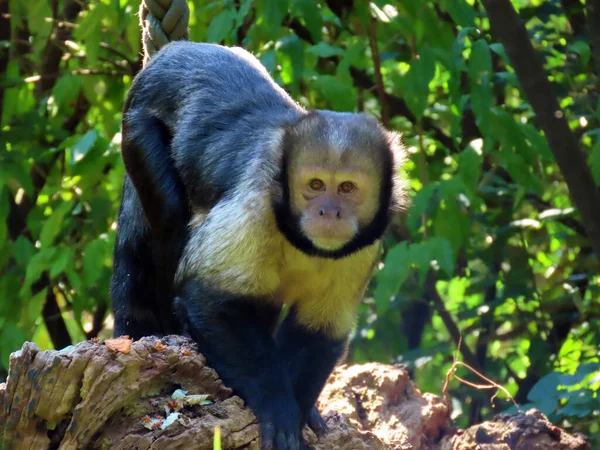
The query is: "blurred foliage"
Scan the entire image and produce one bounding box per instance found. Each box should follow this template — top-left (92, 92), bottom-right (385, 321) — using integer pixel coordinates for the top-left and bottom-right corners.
top-left (1, 0), bottom-right (599, 443)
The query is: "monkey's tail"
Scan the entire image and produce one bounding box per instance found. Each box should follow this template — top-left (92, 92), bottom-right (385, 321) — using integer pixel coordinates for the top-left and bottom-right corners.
top-left (138, 0), bottom-right (190, 67)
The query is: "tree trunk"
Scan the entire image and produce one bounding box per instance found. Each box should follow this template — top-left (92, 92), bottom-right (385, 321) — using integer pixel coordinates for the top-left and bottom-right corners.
top-left (0, 336), bottom-right (591, 450)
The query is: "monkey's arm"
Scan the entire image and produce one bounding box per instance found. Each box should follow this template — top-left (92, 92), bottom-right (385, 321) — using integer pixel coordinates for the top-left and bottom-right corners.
top-left (276, 309), bottom-right (348, 426)
top-left (174, 280), bottom-right (302, 450)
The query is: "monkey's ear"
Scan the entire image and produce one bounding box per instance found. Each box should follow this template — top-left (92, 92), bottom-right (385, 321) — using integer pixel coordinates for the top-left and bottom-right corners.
top-left (385, 130), bottom-right (411, 212)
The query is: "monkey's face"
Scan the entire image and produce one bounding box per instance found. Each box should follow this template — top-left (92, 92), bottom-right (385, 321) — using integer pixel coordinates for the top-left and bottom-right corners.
top-left (276, 110), bottom-right (407, 258)
top-left (289, 164), bottom-right (380, 251)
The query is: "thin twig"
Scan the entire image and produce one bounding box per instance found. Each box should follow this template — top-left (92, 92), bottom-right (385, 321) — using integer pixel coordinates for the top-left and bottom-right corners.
top-left (366, 15), bottom-right (389, 127)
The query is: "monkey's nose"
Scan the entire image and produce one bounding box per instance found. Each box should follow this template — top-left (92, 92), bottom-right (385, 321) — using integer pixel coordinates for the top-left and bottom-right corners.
top-left (319, 206), bottom-right (341, 219)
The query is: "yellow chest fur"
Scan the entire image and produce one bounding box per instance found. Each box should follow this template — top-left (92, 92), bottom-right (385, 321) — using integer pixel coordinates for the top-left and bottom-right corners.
top-left (276, 241), bottom-right (379, 337)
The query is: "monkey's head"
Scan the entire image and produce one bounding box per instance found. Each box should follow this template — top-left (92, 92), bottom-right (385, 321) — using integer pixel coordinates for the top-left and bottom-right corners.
top-left (274, 111), bottom-right (408, 259)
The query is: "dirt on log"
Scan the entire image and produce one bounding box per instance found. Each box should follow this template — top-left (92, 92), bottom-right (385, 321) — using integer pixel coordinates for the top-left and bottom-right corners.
top-left (0, 336), bottom-right (591, 450)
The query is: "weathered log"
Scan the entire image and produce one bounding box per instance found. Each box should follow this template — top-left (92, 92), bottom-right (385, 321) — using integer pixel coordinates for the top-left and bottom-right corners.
top-left (0, 336), bottom-right (591, 450)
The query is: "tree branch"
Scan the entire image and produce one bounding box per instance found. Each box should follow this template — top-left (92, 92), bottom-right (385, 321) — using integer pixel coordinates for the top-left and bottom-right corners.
top-left (481, 0), bottom-right (600, 266)
top-left (366, 15), bottom-right (389, 127)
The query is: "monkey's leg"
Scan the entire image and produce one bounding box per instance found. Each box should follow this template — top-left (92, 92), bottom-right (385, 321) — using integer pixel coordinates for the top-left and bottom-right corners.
top-left (275, 309), bottom-right (348, 431)
top-left (175, 281), bottom-right (301, 450)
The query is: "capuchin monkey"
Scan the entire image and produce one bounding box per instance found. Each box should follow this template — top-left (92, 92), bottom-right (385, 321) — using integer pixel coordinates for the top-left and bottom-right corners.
top-left (111, 41), bottom-right (407, 450)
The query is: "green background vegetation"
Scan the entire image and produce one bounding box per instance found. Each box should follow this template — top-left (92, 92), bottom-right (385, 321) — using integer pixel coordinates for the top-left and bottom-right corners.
top-left (1, 0), bottom-right (599, 443)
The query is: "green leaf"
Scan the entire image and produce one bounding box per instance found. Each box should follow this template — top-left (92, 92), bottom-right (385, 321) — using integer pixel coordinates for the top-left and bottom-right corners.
top-left (520, 123), bottom-right (553, 163)
top-left (469, 40), bottom-right (492, 79)
top-left (22, 248), bottom-right (58, 295)
top-left (408, 242), bottom-right (431, 287)
top-left (2, 61), bottom-right (20, 126)
top-left (306, 42), bottom-right (344, 58)
top-left (502, 151), bottom-right (543, 194)
top-left (489, 43), bottom-right (509, 63)
top-left (258, 0), bottom-right (289, 31)
top-left (442, 0), bottom-right (475, 27)
top-left (458, 146), bottom-right (483, 193)
top-left (13, 236), bottom-right (36, 269)
top-left (70, 130), bottom-right (98, 166)
top-left (400, 47), bottom-right (436, 119)
top-left (260, 49), bottom-right (277, 73)
top-left (428, 237), bottom-right (455, 277)
top-left (569, 41), bottom-right (591, 67)
top-left (234, 0), bottom-right (253, 28)
top-left (52, 75), bottom-right (82, 109)
top-left (83, 238), bottom-right (107, 286)
top-left (558, 362), bottom-right (600, 386)
top-left (4, 161), bottom-right (34, 197)
top-left (292, 0), bottom-right (322, 43)
top-left (0, 188), bottom-right (8, 246)
top-left (26, 287), bottom-right (47, 325)
top-left (0, 323), bottom-right (26, 369)
top-left (432, 191), bottom-right (469, 255)
top-left (206, 9), bottom-right (236, 43)
top-left (39, 201), bottom-right (73, 248)
top-left (559, 393), bottom-right (596, 418)
top-left (312, 75), bottom-right (355, 111)
top-left (374, 242), bottom-right (410, 314)
top-left (50, 247), bottom-right (76, 279)
top-left (407, 184), bottom-right (436, 232)
top-left (66, 269), bottom-right (83, 293)
top-left (590, 139), bottom-right (600, 186)
top-left (280, 34), bottom-right (304, 92)
top-left (527, 371), bottom-right (561, 415)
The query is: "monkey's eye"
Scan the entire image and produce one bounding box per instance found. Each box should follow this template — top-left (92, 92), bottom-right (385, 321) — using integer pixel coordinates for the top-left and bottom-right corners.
top-left (309, 179), bottom-right (325, 191)
top-left (339, 181), bottom-right (357, 194)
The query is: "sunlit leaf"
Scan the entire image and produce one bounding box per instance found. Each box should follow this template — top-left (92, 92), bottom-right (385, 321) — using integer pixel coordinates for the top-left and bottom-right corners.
top-left (40, 201), bottom-right (73, 248)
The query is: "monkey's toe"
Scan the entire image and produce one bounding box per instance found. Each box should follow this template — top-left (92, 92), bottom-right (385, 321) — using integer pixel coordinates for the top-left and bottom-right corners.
top-left (259, 409), bottom-right (301, 450)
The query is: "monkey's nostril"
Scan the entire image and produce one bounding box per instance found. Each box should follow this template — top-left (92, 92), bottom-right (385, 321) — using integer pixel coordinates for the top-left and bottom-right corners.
top-left (336, 211), bottom-right (341, 219)
top-left (319, 209), bottom-right (324, 216)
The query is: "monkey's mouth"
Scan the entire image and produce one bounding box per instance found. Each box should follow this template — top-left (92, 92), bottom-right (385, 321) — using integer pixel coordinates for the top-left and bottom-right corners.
top-left (302, 220), bottom-right (357, 249)
top-left (310, 237), bottom-right (348, 250)
top-left (307, 232), bottom-right (354, 250)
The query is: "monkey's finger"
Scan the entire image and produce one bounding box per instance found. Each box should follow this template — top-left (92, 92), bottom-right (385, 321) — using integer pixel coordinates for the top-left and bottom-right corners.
top-left (275, 431), bottom-right (296, 450)
top-left (261, 422), bottom-right (276, 450)
top-left (286, 433), bottom-right (300, 450)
